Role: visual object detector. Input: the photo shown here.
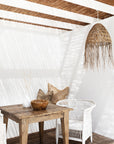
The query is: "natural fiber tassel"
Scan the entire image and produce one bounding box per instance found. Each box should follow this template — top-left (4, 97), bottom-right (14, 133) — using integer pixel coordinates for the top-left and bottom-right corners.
top-left (84, 23), bottom-right (114, 69)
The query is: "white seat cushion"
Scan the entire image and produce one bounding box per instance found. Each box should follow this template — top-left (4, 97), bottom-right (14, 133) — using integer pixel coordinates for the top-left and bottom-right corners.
top-left (69, 120), bottom-right (83, 131)
top-left (58, 119), bottom-right (83, 131)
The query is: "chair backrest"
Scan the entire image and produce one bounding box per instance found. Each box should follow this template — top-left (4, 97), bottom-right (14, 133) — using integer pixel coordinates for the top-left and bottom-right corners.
top-left (56, 99), bottom-right (96, 121)
top-left (0, 114), bottom-right (3, 123)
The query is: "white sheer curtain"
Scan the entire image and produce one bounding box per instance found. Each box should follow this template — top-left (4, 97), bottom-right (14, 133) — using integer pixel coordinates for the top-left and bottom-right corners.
top-left (0, 20), bottom-right (64, 138)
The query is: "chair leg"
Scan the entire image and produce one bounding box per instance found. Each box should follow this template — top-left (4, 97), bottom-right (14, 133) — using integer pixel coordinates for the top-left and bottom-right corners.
top-left (82, 140), bottom-right (85, 144)
top-left (56, 119), bottom-right (59, 144)
top-left (90, 135), bottom-right (93, 143)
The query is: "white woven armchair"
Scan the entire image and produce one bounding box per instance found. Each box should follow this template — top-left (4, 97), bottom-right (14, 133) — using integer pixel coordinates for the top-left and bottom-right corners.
top-left (0, 114), bottom-right (6, 144)
top-left (56, 99), bottom-right (96, 144)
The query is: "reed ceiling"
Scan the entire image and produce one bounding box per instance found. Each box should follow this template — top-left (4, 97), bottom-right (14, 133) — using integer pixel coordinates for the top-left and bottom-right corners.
top-left (0, 0), bottom-right (113, 31)
top-left (27, 0), bottom-right (113, 19)
top-left (0, 4), bottom-right (89, 26)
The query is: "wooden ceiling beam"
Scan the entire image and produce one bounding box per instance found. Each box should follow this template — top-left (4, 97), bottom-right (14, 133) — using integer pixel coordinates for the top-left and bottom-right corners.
top-left (0, 4), bottom-right (89, 26)
top-left (95, 0), bottom-right (114, 6)
top-left (0, 17), bottom-right (72, 31)
top-left (27, 0), bottom-right (113, 19)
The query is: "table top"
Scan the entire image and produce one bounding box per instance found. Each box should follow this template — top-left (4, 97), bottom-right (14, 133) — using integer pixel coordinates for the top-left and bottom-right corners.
top-left (0, 104), bottom-right (72, 122)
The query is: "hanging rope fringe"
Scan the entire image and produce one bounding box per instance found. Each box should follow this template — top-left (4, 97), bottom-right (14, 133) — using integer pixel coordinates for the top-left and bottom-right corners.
top-left (84, 23), bottom-right (114, 69)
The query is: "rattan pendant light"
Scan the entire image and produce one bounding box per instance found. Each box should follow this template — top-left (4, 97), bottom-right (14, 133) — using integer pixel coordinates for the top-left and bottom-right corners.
top-left (84, 23), bottom-right (113, 69)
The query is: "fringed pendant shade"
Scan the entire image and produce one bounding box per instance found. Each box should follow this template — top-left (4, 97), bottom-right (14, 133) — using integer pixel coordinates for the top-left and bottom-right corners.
top-left (84, 23), bottom-right (113, 69)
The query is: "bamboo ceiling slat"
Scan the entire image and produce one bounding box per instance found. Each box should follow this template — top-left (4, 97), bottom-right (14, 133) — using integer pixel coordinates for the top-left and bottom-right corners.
top-left (27, 0), bottom-right (113, 19)
top-left (0, 17), bottom-right (72, 31)
top-left (95, 0), bottom-right (114, 6)
top-left (0, 4), bottom-right (89, 26)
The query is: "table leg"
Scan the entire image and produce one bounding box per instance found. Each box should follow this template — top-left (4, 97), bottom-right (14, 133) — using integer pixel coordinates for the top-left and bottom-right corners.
top-left (19, 119), bottom-right (28, 144)
top-left (3, 115), bottom-right (8, 132)
top-left (61, 112), bottom-right (69, 144)
top-left (39, 121), bottom-right (44, 144)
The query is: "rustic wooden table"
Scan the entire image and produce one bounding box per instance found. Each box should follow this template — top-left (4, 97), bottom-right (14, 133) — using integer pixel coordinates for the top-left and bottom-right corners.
top-left (0, 104), bottom-right (72, 144)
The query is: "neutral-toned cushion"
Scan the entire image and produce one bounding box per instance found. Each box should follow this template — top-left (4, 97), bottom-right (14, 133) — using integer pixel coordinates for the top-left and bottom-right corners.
top-left (48, 83), bottom-right (59, 95)
top-left (48, 83), bottom-right (69, 104)
top-left (37, 89), bottom-right (53, 103)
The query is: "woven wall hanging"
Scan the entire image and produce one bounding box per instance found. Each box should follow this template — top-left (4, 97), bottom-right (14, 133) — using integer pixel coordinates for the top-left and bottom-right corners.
top-left (84, 23), bottom-right (113, 69)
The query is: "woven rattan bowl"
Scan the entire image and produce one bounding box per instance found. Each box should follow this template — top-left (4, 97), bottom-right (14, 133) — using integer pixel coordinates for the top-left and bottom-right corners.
top-left (31, 99), bottom-right (48, 111)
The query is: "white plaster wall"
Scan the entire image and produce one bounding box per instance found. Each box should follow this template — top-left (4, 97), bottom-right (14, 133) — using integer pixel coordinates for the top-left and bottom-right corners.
top-left (77, 17), bottom-right (114, 139)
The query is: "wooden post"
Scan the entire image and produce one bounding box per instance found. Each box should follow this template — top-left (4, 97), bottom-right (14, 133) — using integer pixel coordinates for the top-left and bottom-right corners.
top-left (61, 111), bottom-right (69, 144)
top-left (19, 119), bottom-right (28, 144)
top-left (39, 122), bottom-right (44, 144)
